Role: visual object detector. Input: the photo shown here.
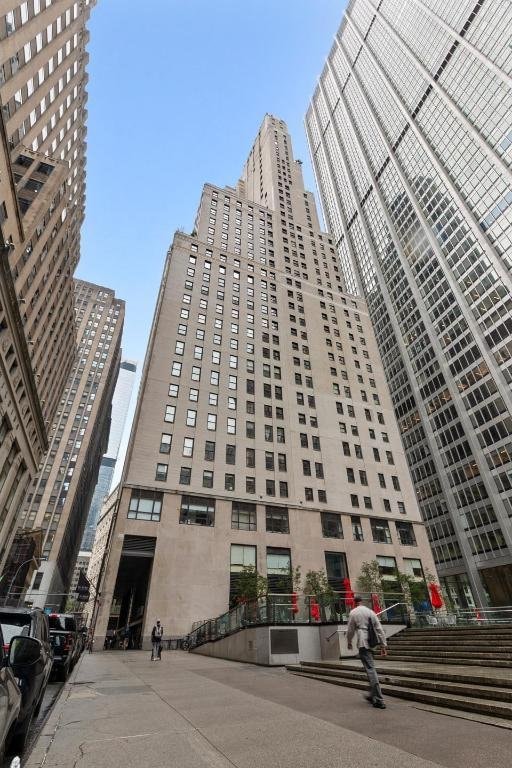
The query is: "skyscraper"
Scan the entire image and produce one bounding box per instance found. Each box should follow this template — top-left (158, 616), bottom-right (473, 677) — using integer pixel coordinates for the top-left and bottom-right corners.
top-left (20, 279), bottom-right (124, 610)
top-left (81, 360), bottom-right (137, 552)
top-left (93, 115), bottom-right (436, 647)
top-left (306, 0), bottom-right (512, 606)
top-left (0, 0), bottom-right (96, 561)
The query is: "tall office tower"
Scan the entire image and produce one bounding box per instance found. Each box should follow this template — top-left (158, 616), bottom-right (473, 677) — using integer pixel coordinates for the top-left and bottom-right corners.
top-left (93, 115), bottom-right (436, 647)
top-left (306, 0), bottom-right (512, 606)
top-left (85, 485), bottom-right (117, 626)
top-left (0, 1), bottom-right (96, 559)
top-left (80, 360), bottom-right (137, 552)
top-left (19, 280), bottom-right (124, 610)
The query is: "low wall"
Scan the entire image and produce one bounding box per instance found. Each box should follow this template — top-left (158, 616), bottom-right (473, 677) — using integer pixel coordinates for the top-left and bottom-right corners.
top-left (191, 625), bottom-right (322, 665)
top-left (190, 623), bottom-right (405, 665)
top-left (319, 623), bottom-right (406, 660)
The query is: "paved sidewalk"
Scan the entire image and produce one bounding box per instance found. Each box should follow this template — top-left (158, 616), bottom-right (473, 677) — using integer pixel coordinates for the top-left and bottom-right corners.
top-left (26, 651), bottom-right (511, 768)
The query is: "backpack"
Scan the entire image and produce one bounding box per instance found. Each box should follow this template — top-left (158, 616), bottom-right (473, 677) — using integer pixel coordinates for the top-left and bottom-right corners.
top-left (367, 616), bottom-right (379, 649)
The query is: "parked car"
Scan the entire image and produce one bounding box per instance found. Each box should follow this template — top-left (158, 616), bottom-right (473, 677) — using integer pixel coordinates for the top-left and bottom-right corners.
top-left (0, 624), bottom-right (45, 760)
top-left (48, 613), bottom-right (79, 681)
top-left (0, 607), bottom-right (53, 749)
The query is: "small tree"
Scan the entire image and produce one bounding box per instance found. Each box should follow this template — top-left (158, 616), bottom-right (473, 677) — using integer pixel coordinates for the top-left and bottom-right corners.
top-left (292, 565), bottom-right (302, 592)
top-left (356, 560), bottom-right (382, 594)
top-left (302, 569), bottom-right (333, 598)
top-left (233, 566), bottom-right (267, 604)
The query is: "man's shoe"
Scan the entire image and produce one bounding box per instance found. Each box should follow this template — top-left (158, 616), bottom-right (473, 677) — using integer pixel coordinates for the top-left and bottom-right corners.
top-left (373, 701), bottom-right (386, 709)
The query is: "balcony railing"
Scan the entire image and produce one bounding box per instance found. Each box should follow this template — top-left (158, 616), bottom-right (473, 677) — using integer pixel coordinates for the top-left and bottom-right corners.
top-left (188, 591), bottom-right (408, 649)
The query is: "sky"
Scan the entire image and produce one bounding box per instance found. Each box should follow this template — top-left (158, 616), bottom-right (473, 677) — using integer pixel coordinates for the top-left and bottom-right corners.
top-left (76, 0), bottom-right (347, 480)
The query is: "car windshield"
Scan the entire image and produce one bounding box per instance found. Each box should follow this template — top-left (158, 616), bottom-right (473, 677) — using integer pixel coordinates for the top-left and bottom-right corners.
top-left (0, 614), bottom-right (31, 645)
top-left (48, 615), bottom-right (76, 632)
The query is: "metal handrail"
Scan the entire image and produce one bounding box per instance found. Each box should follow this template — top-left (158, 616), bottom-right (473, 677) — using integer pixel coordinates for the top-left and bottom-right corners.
top-left (188, 591), bottom-right (410, 649)
top-left (326, 602), bottom-right (408, 640)
top-left (376, 601), bottom-right (407, 617)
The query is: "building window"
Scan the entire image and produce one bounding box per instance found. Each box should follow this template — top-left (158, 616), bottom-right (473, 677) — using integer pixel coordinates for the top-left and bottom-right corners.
top-left (226, 444), bottom-right (236, 464)
top-left (179, 467), bottom-right (191, 485)
top-left (128, 489), bottom-right (163, 522)
top-left (155, 463), bottom-right (168, 482)
top-left (246, 447), bottom-right (255, 467)
top-left (396, 521), bottom-right (417, 547)
top-left (159, 433), bottom-right (172, 454)
top-left (403, 558), bottom-right (424, 579)
top-left (371, 518), bottom-right (392, 544)
top-left (266, 505), bottom-right (289, 533)
top-left (266, 479), bottom-right (275, 496)
top-left (266, 547), bottom-right (291, 593)
top-left (246, 477), bottom-right (256, 494)
top-left (278, 453), bottom-right (287, 472)
top-left (207, 413), bottom-right (217, 431)
top-left (279, 481), bottom-right (288, 498)
top-left (246, 421), bottom-right (255, 438)
top-left (351, 516), bottom-right (363, 541)
top-left (180, 495), bottom-right (215, 526)
top-left (183, 437), bottom-right (194, 457)
top-left (324, 551), bottom-right (348, 591)
top-left (225, 473), bottom-right (235, 491)
top-left (186, 409), bottom-right (197, 427)
top-left (164, 405), bottom-right (176, 423)
top-left (321, 512), bottom-right (342, 538)
top-left (318, 489), bottom-right (327, 503)
top-left (204, 441), bottom-right (215, 461)
top-left (305, 487), bottom-right (313, 501)
top-left (377, 555), bottom-right (397, 578)
top-left (230, 544), bottom-right (257, 603)
top-left (202, 470), bottom-right (214, 488)
top-left (232, 501), bottom-right (257, 531)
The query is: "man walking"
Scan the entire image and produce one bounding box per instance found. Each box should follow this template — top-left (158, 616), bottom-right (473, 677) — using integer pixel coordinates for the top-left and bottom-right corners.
top-left (347, 596), bottom-right (388, 709)
top-left (151, 620), bottom-right (164, 661)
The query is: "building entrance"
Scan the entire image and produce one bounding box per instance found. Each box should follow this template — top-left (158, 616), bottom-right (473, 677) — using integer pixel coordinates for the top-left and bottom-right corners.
top-left (105, 535), bottom-right (155, 649)
top-left (480, 564), bottom-right (512, 607)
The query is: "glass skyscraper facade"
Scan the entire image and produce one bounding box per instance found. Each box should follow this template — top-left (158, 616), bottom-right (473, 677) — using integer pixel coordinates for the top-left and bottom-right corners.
top-left (306, 0), bottom-right (512, 606)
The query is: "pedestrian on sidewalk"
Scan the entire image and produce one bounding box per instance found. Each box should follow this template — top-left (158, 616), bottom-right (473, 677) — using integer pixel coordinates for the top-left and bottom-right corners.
top-left (151, 620), bottom-right (164, 661)
top-left (347, 595), bottom-right (388, 709)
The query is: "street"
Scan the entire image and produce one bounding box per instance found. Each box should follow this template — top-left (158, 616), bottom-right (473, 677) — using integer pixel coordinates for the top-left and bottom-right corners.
top-left (21, 651), bottom-right (512, 768)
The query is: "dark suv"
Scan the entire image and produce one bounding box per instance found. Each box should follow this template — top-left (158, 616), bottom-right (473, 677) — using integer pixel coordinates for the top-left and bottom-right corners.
top-left (48, 613), bottom-right (79, 681)
top-left (0, 624), bottom-right (21, 760)
top-left (0, 607), bottom-right (53, 748)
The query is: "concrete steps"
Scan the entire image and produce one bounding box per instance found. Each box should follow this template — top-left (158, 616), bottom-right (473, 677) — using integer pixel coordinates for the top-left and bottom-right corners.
top-left (290, 662), bottom-right (512, 701)
top-left (383, 625), bottom-right (512, 667)
top-left (286, 625), bottom-right (512, 720)
top-left (287, 667), bottom-right (512, 719)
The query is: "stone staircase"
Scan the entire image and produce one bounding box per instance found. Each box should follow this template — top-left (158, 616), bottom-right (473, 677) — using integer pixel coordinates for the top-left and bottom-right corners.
top-left (287, 625), bottom-right (512, 720)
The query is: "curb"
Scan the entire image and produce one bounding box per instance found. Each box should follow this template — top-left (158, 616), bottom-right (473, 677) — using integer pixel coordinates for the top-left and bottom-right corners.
top-left (23, 657), bottom-right (84, 768)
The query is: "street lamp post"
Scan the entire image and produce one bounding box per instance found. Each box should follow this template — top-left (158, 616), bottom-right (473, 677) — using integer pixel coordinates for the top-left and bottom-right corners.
top-left (3, 557), bottom-right (39, 606)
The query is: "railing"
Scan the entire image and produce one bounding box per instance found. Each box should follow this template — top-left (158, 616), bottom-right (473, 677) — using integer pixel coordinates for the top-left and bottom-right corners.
top-left (188, 591), bottom-right (409, 650)
top-left (414, 606), bottom-right (512, 627)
